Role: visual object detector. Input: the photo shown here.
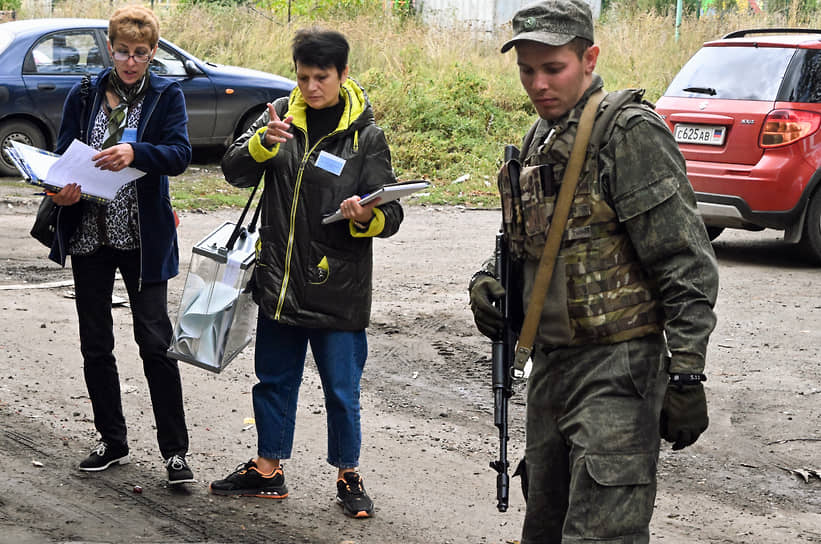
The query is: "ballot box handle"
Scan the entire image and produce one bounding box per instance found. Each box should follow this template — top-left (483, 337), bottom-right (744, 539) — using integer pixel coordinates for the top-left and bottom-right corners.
top-left (226, 181), bottom-right (261, 251)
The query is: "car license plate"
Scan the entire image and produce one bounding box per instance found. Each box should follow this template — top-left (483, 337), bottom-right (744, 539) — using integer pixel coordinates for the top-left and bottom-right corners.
top-left (674, 124), bottom-right (726, 146)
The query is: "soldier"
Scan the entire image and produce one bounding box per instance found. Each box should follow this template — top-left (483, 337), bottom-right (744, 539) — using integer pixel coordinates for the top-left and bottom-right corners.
top-left (468, 0), bottom-right (719, 541)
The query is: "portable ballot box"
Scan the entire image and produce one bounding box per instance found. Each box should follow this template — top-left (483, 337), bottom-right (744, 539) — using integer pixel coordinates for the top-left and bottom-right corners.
top-left (168, 221), bottom-right (258, 372)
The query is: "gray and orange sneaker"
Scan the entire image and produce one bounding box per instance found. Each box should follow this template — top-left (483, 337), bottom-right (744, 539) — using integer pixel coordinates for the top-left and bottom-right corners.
top-left (336, 471), bottom-right (374, 518)
top-left (209, 459), bottom-right (288, 498)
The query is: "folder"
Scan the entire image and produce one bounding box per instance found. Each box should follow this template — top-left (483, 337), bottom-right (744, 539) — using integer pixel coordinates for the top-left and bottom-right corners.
top-left (321, 180), bottom-right (430, 224)
top-left (6, 139), bottom-right (145, 203)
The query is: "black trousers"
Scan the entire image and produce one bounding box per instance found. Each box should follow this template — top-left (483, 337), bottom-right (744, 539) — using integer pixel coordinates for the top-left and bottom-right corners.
top-left (71, 247), bottom-right (188, 459)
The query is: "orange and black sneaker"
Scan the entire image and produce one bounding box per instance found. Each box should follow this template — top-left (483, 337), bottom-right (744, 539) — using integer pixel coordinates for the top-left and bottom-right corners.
top-left (209, 460), bottom-right (288, 498)
top-left (336, 471), bottom-right (374, 518)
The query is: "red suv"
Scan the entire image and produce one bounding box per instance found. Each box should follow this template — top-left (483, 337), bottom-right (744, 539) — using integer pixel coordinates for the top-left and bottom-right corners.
top-left (655, 28), bottom-right (821, 263)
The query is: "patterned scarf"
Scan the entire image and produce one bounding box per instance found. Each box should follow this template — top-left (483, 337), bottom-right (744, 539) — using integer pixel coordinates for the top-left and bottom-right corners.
top-left (102, 69), bottom-right (148, 149)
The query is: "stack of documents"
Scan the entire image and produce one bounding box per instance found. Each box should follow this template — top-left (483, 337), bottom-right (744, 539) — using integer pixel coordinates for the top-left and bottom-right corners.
top-left (6, 139), bottom-right (145, 203)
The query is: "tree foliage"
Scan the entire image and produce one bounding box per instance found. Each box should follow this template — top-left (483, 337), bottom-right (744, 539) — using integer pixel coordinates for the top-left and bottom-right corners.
top-left (0, 0), bottom-right (21, 12)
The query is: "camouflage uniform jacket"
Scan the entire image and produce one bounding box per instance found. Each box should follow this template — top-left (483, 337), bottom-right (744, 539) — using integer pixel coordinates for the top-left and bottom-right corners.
top-left (488, 75), bottom-right (719, 375)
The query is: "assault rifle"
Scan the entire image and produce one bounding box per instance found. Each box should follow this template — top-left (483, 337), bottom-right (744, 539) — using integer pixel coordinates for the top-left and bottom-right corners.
top-left (490, 144), bottom-right (522, 513)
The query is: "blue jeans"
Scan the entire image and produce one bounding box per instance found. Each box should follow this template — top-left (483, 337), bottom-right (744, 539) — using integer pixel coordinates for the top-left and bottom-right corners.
top-left (253, 313), bottom-right (367, 468)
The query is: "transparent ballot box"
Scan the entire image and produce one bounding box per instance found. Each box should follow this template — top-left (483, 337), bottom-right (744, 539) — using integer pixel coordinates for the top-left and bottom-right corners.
top-left (168, 221), bottom-right (258, 372)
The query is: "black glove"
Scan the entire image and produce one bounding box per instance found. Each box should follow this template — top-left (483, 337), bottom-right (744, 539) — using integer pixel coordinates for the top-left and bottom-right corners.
top-left (660, 383), bottom-right (709, 450)
top-left (469, 274), bottom-right (505, 339)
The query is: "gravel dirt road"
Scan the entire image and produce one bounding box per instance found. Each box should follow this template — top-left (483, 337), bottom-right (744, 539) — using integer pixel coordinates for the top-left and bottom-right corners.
top-left (0, 178), bottom-right (819, 544)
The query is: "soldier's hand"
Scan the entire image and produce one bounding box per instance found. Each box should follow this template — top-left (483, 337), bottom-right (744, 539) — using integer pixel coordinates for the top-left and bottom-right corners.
top-left (660, 383), bottom-right (709, 450)
top-left (469, 274), bottom-right (505, 339)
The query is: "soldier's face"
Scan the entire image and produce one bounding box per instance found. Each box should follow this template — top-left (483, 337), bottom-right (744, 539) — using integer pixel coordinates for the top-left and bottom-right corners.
top-left (516, 41), bottom-right (599, 120)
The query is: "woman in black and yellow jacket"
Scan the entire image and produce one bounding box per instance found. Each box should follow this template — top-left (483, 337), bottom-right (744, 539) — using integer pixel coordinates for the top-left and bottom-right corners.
top-left (210, 28), bottom-right (403, 519)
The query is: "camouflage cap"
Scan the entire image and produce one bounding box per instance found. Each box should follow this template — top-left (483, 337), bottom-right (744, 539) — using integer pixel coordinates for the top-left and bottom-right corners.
top-left (500, 0), bottom-right (594, 53)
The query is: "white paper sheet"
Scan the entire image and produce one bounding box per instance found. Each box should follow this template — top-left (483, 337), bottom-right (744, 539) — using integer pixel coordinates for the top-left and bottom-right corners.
top-left (11, 139), bottom-right (145, 201)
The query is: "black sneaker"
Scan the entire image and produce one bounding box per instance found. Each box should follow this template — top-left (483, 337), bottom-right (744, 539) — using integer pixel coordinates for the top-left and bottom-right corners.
top-left (166, 454), bottom-right (196, 485)
top-left (78, 441), bottom-right (130, 472)
top-left (209, 460), bottom-right (288, 498)
top-left (336, 472), bottom-right (374, 518)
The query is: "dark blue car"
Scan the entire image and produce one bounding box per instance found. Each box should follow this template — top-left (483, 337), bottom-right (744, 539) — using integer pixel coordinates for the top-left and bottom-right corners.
top-left (0, 18), bottom-right (295, 176)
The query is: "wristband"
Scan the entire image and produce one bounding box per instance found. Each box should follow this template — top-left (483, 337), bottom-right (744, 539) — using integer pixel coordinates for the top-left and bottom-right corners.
top-left (469, 270), bottom-right (498, 291)
top-left (353, 214), bottom-right (374, 230)
top-left (260, 129), bottom-right (274, 150)
top-left (669, 373), bottom-right (706, 387)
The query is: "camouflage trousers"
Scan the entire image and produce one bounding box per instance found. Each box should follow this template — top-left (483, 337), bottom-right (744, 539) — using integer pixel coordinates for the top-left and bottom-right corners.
top-left (521, 334), bottom-right (668, 544)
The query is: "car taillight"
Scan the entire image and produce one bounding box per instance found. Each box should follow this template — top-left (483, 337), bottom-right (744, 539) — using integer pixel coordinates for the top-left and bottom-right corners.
top-left (760, 109), bottom-right (821, 148)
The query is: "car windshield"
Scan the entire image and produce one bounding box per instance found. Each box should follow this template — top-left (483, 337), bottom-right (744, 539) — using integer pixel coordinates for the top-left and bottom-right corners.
top-left (664, 45), bottom-right (795, 101)
top-left (0, 29), bottom-right (14, 56)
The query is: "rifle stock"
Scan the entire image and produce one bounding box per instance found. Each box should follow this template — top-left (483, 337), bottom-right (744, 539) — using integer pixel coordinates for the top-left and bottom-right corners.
top-left (490, 144), bottom-right (521, 512)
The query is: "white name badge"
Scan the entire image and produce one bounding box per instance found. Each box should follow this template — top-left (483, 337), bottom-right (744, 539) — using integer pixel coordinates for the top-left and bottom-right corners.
top-left (315, 150), bottom-right (345, 176)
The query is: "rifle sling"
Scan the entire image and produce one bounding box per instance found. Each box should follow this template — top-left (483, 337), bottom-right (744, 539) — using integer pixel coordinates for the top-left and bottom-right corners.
top-left (512, 88), bottom-right (606, 372)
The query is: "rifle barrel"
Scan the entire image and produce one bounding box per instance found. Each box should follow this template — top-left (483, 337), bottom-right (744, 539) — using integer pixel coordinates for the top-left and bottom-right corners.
top-left (496, 472), bottom-right (509, 512)
top-left (490, 161), bottom-right (518, 512)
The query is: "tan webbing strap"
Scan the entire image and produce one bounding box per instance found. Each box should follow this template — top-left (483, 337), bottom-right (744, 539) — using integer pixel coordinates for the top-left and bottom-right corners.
top-left (513, 88), bottom-right (606, 372)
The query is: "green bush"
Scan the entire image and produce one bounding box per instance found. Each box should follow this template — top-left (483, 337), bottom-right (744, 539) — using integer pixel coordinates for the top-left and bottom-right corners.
top-left (604, 0), bottom-right (701, 16)
top-left (0, 0), bottom-right (21, 12)
top-left (255, 0), bottom-right (384, 20)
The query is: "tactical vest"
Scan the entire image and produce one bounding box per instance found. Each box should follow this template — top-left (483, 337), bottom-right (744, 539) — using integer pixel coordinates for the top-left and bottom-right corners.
top-left (498, 89), bottom-right (664, 346)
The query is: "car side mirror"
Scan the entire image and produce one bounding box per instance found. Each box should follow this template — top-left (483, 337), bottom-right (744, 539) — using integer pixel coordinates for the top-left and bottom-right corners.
top-left (184, 59), bottom-right (203, 76)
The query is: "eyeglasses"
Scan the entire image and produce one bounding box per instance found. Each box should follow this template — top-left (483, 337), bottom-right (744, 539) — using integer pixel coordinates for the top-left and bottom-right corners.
top-left (112, 50), bottom-right (151, 63)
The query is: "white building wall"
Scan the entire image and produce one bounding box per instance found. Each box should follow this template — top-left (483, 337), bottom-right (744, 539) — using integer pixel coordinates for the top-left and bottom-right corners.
top-left (418, 0), bottom-right (498, 32)
top-left (21, 0), bottom-right (52, 17)
top-left (419, 0), bottom-right (601, 33)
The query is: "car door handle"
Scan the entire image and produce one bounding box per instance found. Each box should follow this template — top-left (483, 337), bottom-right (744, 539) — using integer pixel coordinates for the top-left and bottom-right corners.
top-left (37, 83), bottom-right (56, 91)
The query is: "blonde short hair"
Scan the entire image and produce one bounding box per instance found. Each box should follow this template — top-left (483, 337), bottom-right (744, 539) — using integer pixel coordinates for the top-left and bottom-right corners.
top-left (109, 5), bottom-right (160, 48)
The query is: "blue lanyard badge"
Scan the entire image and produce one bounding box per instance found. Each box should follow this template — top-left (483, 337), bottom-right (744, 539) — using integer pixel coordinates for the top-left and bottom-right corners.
top-left (120, 128), bottom-right (137, 143)
top-left (315, 150), bottom-right (345, 176)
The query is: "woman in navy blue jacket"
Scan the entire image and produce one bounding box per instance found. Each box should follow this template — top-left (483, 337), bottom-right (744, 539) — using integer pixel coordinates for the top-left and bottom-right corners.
top-left (48, 5), bottom-right (194, 485)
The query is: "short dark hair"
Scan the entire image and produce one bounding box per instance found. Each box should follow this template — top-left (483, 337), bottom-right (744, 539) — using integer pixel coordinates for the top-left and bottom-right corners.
top-left (292, 28), bottom-right (349, 76)
top-left (567, 37), bottom-right (593, 60)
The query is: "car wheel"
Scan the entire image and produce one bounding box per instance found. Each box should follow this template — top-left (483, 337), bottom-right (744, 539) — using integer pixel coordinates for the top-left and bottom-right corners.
top-left (0, 120), bottom-right (47, 177)
top-left (705, 226), bottom-right (724, 241)
top-left (237, 107), bottom-right (266, 140)
top-left (798, 191), bottom-right (821, 265)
